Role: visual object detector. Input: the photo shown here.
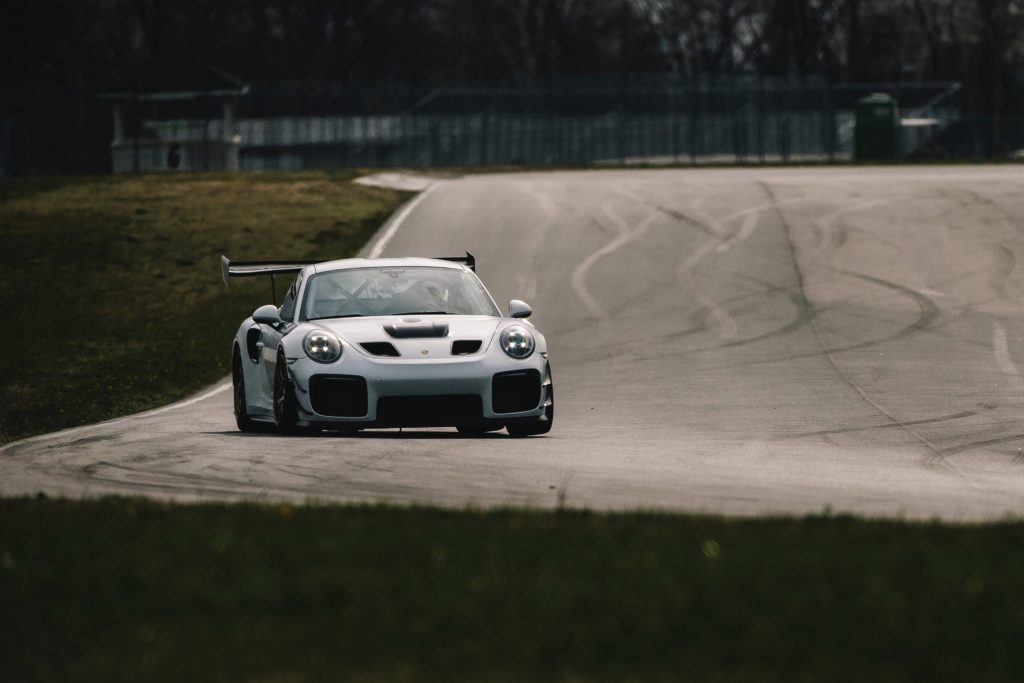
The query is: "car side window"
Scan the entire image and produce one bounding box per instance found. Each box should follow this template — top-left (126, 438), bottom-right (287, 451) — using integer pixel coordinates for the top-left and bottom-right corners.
top-left (278, 274), bottom-right (302, 322)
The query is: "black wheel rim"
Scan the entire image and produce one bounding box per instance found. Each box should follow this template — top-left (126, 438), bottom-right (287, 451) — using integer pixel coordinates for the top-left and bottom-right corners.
top-left (273, 353), bottom-right (288, 422)
top-left (232, 353), bottom-right (245, 418)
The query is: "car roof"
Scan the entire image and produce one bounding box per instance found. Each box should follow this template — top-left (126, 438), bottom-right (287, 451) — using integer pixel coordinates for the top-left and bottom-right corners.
top-left (309, 257), bottom-right (469, 275)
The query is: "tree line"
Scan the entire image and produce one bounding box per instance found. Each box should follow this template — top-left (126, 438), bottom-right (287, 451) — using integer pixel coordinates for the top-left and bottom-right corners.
top-left (1, 0), bottom-right (1022, 115)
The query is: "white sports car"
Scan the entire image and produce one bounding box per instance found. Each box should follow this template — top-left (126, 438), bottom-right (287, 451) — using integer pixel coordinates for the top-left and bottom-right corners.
top-left (222, 253), bottom-right (553, 436)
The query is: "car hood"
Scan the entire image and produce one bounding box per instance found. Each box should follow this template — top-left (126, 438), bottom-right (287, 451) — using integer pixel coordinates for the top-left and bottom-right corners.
top-left (309, 315), bottom-right (504, 359)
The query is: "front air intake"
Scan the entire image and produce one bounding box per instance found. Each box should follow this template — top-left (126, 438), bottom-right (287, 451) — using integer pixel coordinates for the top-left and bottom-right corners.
top-left (492, 370), bottom-right (542, 413)
top-left (309, 375), bottom-right (368, 417)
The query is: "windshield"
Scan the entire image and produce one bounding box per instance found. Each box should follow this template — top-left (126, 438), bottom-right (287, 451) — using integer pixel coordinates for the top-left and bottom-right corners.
top-left (301, 266), bottom-right (500, 320)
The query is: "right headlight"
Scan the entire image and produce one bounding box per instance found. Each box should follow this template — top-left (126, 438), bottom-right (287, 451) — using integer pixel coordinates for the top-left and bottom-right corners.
top-left (500, 325), bottom-right (535, 359)
top-left (303, 329), bottom-right (343, 363)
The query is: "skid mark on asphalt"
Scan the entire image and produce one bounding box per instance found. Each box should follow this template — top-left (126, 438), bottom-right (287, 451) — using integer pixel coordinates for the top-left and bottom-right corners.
top-left (836, 269), bottom-right (941, 338)
top-left (939, 432), bottom-right (1024, 457)
top-left (992, 321), bottom-right (1024, 395)
top-left (642, 201), bottom-right (720, 238)
top-left (80, 459), bottom-right (324, 495)
top-left (765, 181), bottom-right (971, 476)
top-left (811, 198), bottom-right (890, 257)
top-left (678, 257), bottom-right (738, 339)
top-left (782, 410), bottom-right (978, 439)
top-left (666, 281), bottom-right (813, 350)
top-left (570, 198), bottom-right (656, 321)
top-left (988, 244), bottom-right (1017, 297)
top-left (700, 268), bottom-right (945, 371)
top-left (674, 189), bottom-right (817, 341)
top-left (716, 211), bottom-right (759, 253)
top-left (573, 254), bottom-right (961, 371)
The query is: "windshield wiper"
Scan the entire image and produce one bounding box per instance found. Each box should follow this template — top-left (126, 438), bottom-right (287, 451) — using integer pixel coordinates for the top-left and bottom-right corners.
top-left (394, 311), bottom-right (449, 315)
top-left (307, 314), bottom-right (364, 320)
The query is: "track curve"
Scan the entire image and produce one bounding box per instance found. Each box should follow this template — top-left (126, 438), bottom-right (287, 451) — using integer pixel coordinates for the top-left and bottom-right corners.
top-left (5, 166), bottom-right (1024, 520)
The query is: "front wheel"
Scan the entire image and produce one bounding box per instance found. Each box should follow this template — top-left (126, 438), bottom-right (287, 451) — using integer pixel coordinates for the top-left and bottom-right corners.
top-left (273, 349), bottom-right (315, 436)
top-left (233, 347), bottom-right (273, 433)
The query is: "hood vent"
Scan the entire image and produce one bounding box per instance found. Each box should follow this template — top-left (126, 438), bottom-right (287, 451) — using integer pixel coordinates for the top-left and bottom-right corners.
top-left (384, 322), bottom-right (449, 339)
top-left (360, 342), bottom-right (401, 357)
top-left (451, 340), bottom-right (482, 355)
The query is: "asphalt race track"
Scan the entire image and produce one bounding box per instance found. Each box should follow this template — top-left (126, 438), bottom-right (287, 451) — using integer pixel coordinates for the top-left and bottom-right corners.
top-left (5, 166), bottom-right (1024, 520)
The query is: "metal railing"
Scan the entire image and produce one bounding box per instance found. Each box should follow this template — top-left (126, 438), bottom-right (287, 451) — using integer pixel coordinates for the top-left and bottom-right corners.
top-left (233, 109), bottom-right (990, 170)
top-left (10, 79), bottom-right (1023, 176)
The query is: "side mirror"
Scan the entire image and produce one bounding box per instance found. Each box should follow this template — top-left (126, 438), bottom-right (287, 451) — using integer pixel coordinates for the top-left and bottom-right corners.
top-left (252, 304), bottom-right (282, 325)
top-left (509, 299), bottom-right (532, 319)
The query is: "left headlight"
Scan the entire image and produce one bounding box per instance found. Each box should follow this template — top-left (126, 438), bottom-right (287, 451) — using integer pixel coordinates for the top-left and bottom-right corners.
top-left (500, 325), bottom-right (535, 359)
top-left (303, 329), bottom-right (343, 363)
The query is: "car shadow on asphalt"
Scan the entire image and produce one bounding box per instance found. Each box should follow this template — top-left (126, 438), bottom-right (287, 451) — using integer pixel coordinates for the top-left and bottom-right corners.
top-left (201, 430), bottom-right (512, 439)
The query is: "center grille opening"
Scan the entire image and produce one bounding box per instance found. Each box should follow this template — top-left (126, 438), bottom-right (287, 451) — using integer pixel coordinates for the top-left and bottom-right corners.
top-left (360, 342), bottom-right (400, 357)
top-left (377, 395), bottom-right (482, 425)
top-left (451, 340), bottom-right (482, 355)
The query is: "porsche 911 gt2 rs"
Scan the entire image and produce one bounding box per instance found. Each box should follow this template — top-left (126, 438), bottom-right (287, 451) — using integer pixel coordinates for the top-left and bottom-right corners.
top-left (222, 253), bottom-right (553, 436)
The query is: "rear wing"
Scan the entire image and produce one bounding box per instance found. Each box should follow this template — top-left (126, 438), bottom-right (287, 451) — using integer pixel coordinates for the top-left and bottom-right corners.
top-left (221, 255), bottom-right (317, 305)
top-left (220, 255), bottom-right (316, 287)
top-left (219, 252), bottom-right (477, 303)
top-left (437, 252), bottom-right (475, 272)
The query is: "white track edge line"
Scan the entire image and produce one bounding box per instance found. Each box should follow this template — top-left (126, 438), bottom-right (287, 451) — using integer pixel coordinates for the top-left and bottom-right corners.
top-left (366, 182), bottom-right (438, 258)
top-left (0, 382), bottom-right (232, 453)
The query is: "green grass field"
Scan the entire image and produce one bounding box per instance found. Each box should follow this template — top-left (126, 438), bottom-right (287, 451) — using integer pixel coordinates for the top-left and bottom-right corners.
top-left (3, 497), bottom-right (1024, 682)
top-left (0, 171), bottom-right (407, 444)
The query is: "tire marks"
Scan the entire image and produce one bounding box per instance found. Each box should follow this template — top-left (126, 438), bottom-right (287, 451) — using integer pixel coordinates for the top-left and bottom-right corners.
top-left (570, 198), bottom-right (656, 321)
top-left (767, 181), bottom-right (966, 473)
top-left (784, 409), bottom-right (977, 439)
top-left (992, 321), bottom-right (1024, 395)
top-left (673, 192), bottom-right (813, 340)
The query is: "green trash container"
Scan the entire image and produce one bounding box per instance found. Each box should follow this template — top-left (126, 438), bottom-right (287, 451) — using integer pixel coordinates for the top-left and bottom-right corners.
top-left (854, 93), bottom-right (900, 161)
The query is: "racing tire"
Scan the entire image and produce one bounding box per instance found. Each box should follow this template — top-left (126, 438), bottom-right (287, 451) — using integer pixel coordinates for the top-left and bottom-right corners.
top-left (506, 380), bottom-right (554, 438)
top-left (273, 349), bottom-right (315, 436)
top-left (233, 347), bottom-right (274, 433)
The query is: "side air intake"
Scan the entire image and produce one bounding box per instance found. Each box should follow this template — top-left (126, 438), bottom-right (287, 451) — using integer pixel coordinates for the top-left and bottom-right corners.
top-left (360, 342), bottom-right (401, 357)
top-left (451, 340), bottom-right (482, 355)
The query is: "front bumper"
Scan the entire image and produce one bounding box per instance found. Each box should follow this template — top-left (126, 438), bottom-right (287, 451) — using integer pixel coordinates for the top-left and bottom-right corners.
top-left (287, 351), bottom-right (551, 429)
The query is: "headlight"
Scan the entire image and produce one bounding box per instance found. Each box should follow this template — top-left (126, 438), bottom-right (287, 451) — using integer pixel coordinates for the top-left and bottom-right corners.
top-left (303, 329), bottom-right (342, 363)
top-left (500, 325), bottom-right (535, 359)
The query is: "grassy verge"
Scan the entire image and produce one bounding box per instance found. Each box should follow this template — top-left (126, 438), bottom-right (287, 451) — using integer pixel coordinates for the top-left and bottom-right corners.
top-left (0, 171), bottom-right (407, 444)
top-left (2, 498), bottom-right (1023, 682)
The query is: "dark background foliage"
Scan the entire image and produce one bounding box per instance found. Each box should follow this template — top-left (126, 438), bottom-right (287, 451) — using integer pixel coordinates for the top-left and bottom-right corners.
top-left (3, 0), bottom-right (1023, 106)
top-left (3, 0), bottom-right (1024, 175)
